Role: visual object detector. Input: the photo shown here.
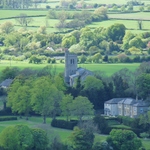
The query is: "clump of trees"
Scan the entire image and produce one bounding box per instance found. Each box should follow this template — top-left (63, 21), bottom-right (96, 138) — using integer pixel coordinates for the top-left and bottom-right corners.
top-left (1, 18), bottom-right (150, 63)
top-left (0, 124), bottom-right (48, 150)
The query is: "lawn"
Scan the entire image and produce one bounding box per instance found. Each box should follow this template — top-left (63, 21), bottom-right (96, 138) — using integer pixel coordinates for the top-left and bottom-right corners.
top-left (0, 60), bottom-right (140, 76)
top-left (0, 116), bottom-right (149, 149)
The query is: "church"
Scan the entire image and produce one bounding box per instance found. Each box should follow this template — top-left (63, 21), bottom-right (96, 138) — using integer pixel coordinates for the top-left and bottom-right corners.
top-left (64, 50), bottom-right (93, 86)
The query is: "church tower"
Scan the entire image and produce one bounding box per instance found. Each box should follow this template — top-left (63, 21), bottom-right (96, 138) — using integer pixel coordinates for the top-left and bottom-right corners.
top-left (64, 50), bottom-right (77, 84)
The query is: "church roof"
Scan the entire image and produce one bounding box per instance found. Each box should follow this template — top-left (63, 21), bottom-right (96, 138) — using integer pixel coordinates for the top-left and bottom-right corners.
top-left (0, 79), bottom-right (13, 88)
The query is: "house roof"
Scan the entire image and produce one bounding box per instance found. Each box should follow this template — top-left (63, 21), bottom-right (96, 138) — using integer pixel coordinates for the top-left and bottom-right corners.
top-left (118, 98), bottom-right (136, 105)
top-left (0, 79), bottom-right (13, 88)
top-left (105, 98), bottom-right (125, 104)
top-left (133, 100), bottom-right (149, 107)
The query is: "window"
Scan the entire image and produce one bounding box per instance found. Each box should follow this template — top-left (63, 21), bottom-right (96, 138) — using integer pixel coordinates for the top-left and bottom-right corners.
top-left (140, 108), bottom-right (143, 113)
top-left (133, 107), bottom-right (137, 115)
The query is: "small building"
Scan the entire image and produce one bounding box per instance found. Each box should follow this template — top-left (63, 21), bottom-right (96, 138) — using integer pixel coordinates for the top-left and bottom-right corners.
top-left (0, 79), bottom-right (13, 88)
top-left (104, 98), bottom-right (149, 118)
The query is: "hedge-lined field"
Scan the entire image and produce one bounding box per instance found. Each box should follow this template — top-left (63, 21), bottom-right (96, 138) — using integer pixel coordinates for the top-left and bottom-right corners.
top-left (0, 60), bottom-right (140, 76)
top-left (0, 10), bottom-right (48, 19)
top-left (88, 19), bottom-right (150, 33)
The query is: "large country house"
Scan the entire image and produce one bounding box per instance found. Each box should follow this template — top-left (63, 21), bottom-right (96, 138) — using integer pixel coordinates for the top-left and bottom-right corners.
top-left (64, 50), bottom-right (93, 86)
top-left (104, 98), bottom-right (149, 118)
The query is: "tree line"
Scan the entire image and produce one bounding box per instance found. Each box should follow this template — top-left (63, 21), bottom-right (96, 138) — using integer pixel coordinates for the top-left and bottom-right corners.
top-left (1, 19), bottom-right (150, 63)
top-left (1, 61), bottom-right (150, 114)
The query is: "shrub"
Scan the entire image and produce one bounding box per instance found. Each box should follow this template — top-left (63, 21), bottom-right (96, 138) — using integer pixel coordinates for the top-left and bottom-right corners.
top-left (51, 119), bottom-right (78, 130)
top-left (0, 116), bottom-right (17, 121)
top-left (93, 115), bottom-right (108, 134)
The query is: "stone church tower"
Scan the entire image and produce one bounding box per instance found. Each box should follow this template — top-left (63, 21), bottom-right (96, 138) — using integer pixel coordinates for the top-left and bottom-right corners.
top-left (64, 50), bottom-right (77, 84)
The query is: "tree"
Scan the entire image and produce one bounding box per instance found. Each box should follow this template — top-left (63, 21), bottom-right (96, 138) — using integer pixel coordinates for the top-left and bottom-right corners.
top-left (82, 76), bottom-right (104, 109)
top-left (137, 73), bottom-right (150, 99)
top-left (92, 141), bottom-right (112, 150)
top-left (60, 94), bottom-right (73, 121)
top-left (69, 126), bottom-right (94, 150)
top-left (79, 27), bottom-right (95, 49)
top-left (0, 67), bottom-right (20, 81)
top-left (122, 31), bottom-right (135, 50)
top-left (79, 54), bottom-right (87, 63)
top-left (121, 5), bottom-right (126, 12)
top-left (128, 46), bottom-right (141, 55)
top-left (92, 52), bottom-right (102, 63)
top-left (137, 19), bottom-right (143, 30)
top-left (0, 21), bottom-right (14, 34)
top-left (15, 13), bottom-right (33, 27)
top-left (107, 129), bottom-right (143, 150)
top-left (106, 23), bottom-right (126, 41)
top-left (38, 26), bottom-right (47, 34)
top-left (8, 78), bottom-right (32, 120)
top-left (129, 37), bottom-right (144, 48)
top-left (31, 76), bottom-right (63, 123)
top-left (72, 96), bottom-right (94, 121)
top-left (56, 10), bottom-right (67, 31)
top-left (62, 35), bottom-right (77, 48)
top-left (139, 6), bottom-right (144, 11)
top-left (112, 70), bottom-right (129, 98)
top-left (31, 128), bottom-right (48, 150)
top-left (0, 125), bottom-right (34, 150)
top-left (93, 115), bottom-right (108, 133)
top-left (94, 6), bottom-right (107, 17)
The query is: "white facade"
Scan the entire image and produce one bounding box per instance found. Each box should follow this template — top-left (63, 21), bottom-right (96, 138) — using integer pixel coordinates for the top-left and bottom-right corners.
top-left (104, 98), bottom-right (149, 118)
top-left (104, 103), bottom-right (119, 116)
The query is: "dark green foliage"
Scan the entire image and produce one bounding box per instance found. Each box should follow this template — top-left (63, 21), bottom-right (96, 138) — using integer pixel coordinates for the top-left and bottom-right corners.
top-left (0, 124), bottom-right (34, 150)
top-left (107, 129), bottom-right (143, 150)
top-left (93, 115), bottom-right (108, 134)
top-left (106, 23), bottom-right (126, 41)
top-left (137, 73), bottom-right (150, 99)
top-left (51, 58), bottom-right (56, 64)
top-left (31, 128), bottom-right (48, 150)
top-left (69, 126), bottom-right (94, 150)
top-left (51, 119), bottom-right (78, 130)
top-left (0, 67), bottom-right (20, 81)
top-left (0, 116), bottom-right (17, 121)
top-left (118, 116), bottom-right (140, 128)
top-left (0, 125), bottom-right (48, 150)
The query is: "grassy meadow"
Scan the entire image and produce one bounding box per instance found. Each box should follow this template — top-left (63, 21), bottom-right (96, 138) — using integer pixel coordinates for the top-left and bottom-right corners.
top-left (0, 60), bottom-right (140, 76)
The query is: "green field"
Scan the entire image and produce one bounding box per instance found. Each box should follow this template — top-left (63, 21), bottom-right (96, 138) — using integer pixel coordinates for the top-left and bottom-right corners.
top-left (0, 7), bottom-right (150, 33)
top-left (88, 18), bottom-right (150, 33)
top-left (0, 60), bottom-right (140, 76)
top-left (0, 10), bottom-right (48, 19)
top-left (108, 12), bottom-right (150, 20)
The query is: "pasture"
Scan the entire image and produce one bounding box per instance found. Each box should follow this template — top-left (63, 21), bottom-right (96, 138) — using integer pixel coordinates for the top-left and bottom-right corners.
top-left (0, 6), bottom-right (150, 33)
top-left (88, 19), bottom-right (150, 33)
top-left (0, 60), bottom-right (140, 76)
top-left (0, 116), bottom-right (149, 149)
